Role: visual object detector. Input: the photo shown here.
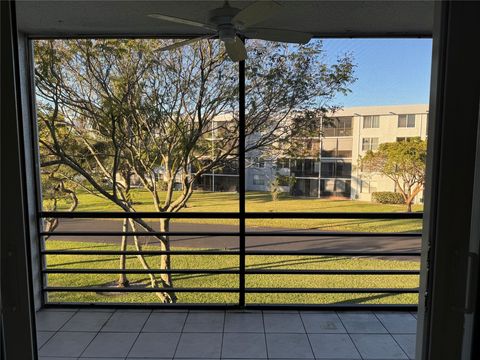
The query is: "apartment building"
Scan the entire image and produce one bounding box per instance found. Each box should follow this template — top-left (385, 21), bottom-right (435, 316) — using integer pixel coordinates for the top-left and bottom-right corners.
top-left (244, 104), bottom-right (429, 202)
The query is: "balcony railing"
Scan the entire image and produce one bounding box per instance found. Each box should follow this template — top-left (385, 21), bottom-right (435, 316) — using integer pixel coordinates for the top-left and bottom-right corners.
top-left (38, 211), bottom-right (422, 310)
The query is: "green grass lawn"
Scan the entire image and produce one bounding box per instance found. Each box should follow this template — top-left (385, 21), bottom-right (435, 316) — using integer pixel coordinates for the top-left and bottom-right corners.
top-left (45, 240), bottom-right (420, 305)
top-left (49, 190), bottom-right (423, 232)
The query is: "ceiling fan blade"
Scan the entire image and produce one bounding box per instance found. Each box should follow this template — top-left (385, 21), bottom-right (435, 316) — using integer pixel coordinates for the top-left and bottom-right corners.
top-left (148, 14), bottom-right (216, 31)
top-left (233, 1), bottom-right (281, 29)
top-left (158, 35), bottom-right (213, 52)
top-left (244, 28), bottom-right (312, 44)
top-left (224, 36), bottom-right (247, 62)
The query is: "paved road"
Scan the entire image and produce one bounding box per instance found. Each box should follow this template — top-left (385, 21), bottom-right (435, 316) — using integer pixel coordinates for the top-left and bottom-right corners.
top-left (48, 219), bottom-right (421, 259)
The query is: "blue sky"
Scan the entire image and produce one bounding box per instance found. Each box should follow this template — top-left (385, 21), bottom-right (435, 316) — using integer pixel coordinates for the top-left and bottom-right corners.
top-left (321, 38), bottom-right (432, 107)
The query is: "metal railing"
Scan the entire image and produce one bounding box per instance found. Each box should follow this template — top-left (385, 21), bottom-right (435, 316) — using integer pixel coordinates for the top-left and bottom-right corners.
top-left (38, 211), bottom-right (422, 310)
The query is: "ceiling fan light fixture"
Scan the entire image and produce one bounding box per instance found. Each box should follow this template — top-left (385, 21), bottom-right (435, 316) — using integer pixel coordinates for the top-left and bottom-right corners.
top-left (218, 25), bottom-right (236, 43)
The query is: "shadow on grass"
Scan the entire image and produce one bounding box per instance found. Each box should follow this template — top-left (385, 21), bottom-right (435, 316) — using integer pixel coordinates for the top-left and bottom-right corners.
top-left (332, 293), bottom-right (401, 304)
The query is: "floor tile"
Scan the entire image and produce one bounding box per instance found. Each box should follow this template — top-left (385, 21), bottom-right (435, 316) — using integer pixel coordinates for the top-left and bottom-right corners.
top-left (153, 308), bottom-right (188, 313)
top-left (37, 331), bottom-right (55, 348)
top-left (264, 313), bottom-right (305, 333)
top-left (101, 311), bottom-right (150, 332)
top-left (266, 333), bottom-right (314, 358)
top-left (308, 334), bottom-right (361, 359)
top-left (80, 358), bottom-right (124, 360)
top-left (78, 308), bottom-right (115, 312)
top-left (39, 331), bottom-right (96, 357)
top-left (337, 312), bottom-right (387, 334)
top-left (222, 333), bottom-right (267, 358)
top-left (175, 332), bottom-right (222, 358)
top-left (128, 332), bottom-right (180, 358)
top-left (301, 312), bottom-right (346, 333)
top-left (350, 334), bottom-right (408, 359)
top-left (60, 311), bottom-right (112, 332)
top-left (224, 312), bottom-right (264, 333)
top-left (36, 311), bottom-right (75, 331)
top-left (142, 312), bottom-right (187, 332)
top-left (182, 312), bottom-right (224, 332)
top-left (393, 334), bottom-right (416, 359)
top-left (81, 332), bottom-right (138, 358)
top-left (375, 312), bottom-right (417, 334)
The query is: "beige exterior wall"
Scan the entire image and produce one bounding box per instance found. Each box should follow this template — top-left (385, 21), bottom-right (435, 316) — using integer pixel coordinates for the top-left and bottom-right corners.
top-left (327, 104), bottom-right (428, 202)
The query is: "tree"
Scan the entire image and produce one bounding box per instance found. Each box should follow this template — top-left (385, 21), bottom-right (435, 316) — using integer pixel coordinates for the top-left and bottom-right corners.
top-left (41, 166), bottom-right (79, 237)
top-left (34, 38), bottom-right (355, 302)
top-left (360, 138), bottom-right (427, 212)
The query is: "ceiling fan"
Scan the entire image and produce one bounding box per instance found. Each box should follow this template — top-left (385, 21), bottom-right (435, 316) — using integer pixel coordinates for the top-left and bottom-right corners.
top-left (148, 1), bottom-right (312, 61)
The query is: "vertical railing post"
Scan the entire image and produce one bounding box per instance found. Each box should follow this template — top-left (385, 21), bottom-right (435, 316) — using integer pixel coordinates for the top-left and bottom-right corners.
top-left (238, 45), bottom-right (246, 308)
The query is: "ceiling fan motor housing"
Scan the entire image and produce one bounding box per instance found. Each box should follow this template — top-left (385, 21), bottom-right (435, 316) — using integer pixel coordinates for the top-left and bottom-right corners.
top-left (209, 3), bottom-right (240, 43)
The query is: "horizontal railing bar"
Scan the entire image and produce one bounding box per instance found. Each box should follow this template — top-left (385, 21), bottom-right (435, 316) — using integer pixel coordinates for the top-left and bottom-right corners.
top-left (249, 232), bottom-right (421, 237)
top-left (43, 286), bottom-right (419, 293)
top-left (40, 231), bottom-right (421, 238)
top-left (245, 250), bottom-right (421, 256)
top-left (44, 287), bottom-right (239, 293)
top-left (39, 211), bottom-right (423, 219)
top-left (39, 211), bottom-right (241, 219)
top-left (245, 212), bottom-right (423, 219)
top-left (246, 269), bottom-right (420, 275)
top-left (246, 288), bottom-right (419, 293)
top-left (41, 250), bottom-right (240, 256)
top-left (43, 268), bottom-right (240, 274)
top-left (41, 249), bottom-right (421, 256)
top-left (42, 302), bottom-right (418, 311)
top-left (40, 231), bottom-right (240, 237)
top-left (42, 268), bottom-right (420, 275)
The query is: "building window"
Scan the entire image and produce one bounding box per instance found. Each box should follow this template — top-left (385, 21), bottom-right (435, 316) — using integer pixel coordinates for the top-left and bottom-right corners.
top-left (398, 114), bottom-right (416, 128)
top-left (254, 158), bottom-right (265, 168)
top-left (253, 175), bottom-right (265, 185)
top-left (323, 117), bottom-right (353, 137)
top-left (363, 115), bottom-right (380, 128)
top-left (362, 137), bottom-right (379, 151)
top-left (276, 158), bottom-right (289, 169)
top-left (369, 181), bottom-right (378, 193)
top-left (396, 136), bottom-right (420, 142)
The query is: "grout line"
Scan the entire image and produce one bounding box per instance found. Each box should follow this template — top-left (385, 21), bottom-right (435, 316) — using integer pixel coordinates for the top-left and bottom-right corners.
top-left (373, 309), bottom-right (414, 357)
top-left (219, 310), bottom-right (226, 359)
top-left (372, 311), bottom-right (411, 359)
top-left (261, 311), bottom-right (269, 360)
top-left (336, 311), bottom-right (364, 360)
top-left (298, 309), bottom-right (316, 359)
top-left (75, 307), bottom-right (116, 358)
top-left (37, 307), bottom-right (78, 351)
top-left (172, 309), bottom-right (190, 359)
top-left (124, 309), bottom-right (152, 358)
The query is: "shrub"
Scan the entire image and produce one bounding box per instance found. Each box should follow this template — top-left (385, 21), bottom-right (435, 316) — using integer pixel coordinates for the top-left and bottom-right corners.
top-left (270, 177), bottom-right (283, 201)
top-left (371, 191), bottom-right (405, 204)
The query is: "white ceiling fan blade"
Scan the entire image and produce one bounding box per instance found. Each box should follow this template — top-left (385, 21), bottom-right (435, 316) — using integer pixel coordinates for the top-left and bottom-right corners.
top-left (244, 28), bottom-right (312, 44)
top-left (224, 36), bottom-right (247, 62)
top-left (148, 14), bottom-right (216, 31)
top-left (233, 1), bottom-right (281, 29)
top-left (158, 35), bottom-right (213, 52)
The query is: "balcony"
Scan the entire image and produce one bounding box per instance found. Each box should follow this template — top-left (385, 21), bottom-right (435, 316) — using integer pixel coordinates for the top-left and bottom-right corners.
top-left (37, 308), bottom-right (416, 359)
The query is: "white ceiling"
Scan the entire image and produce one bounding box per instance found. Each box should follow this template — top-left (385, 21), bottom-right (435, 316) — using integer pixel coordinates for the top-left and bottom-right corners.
top-left (16, 0), bottom-right (434, 38)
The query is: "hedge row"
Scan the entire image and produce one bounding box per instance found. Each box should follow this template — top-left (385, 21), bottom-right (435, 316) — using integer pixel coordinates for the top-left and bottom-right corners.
top-left (371, 191), bottom-right (405, 204)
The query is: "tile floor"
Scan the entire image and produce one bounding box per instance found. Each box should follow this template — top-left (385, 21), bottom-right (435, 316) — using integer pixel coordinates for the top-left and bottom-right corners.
top-left (36, 308), bottom-right (417, 359)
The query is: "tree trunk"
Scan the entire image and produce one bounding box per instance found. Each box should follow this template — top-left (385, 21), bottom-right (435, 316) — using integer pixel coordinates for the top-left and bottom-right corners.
top-left (406, 200), bottom-right (413, 212)
top-left (117, 218), bottom-right (129, 287)
top-left (159, 218), bottom-right (177, 302)
top-left (127, 218), bottom-right (174, 303)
